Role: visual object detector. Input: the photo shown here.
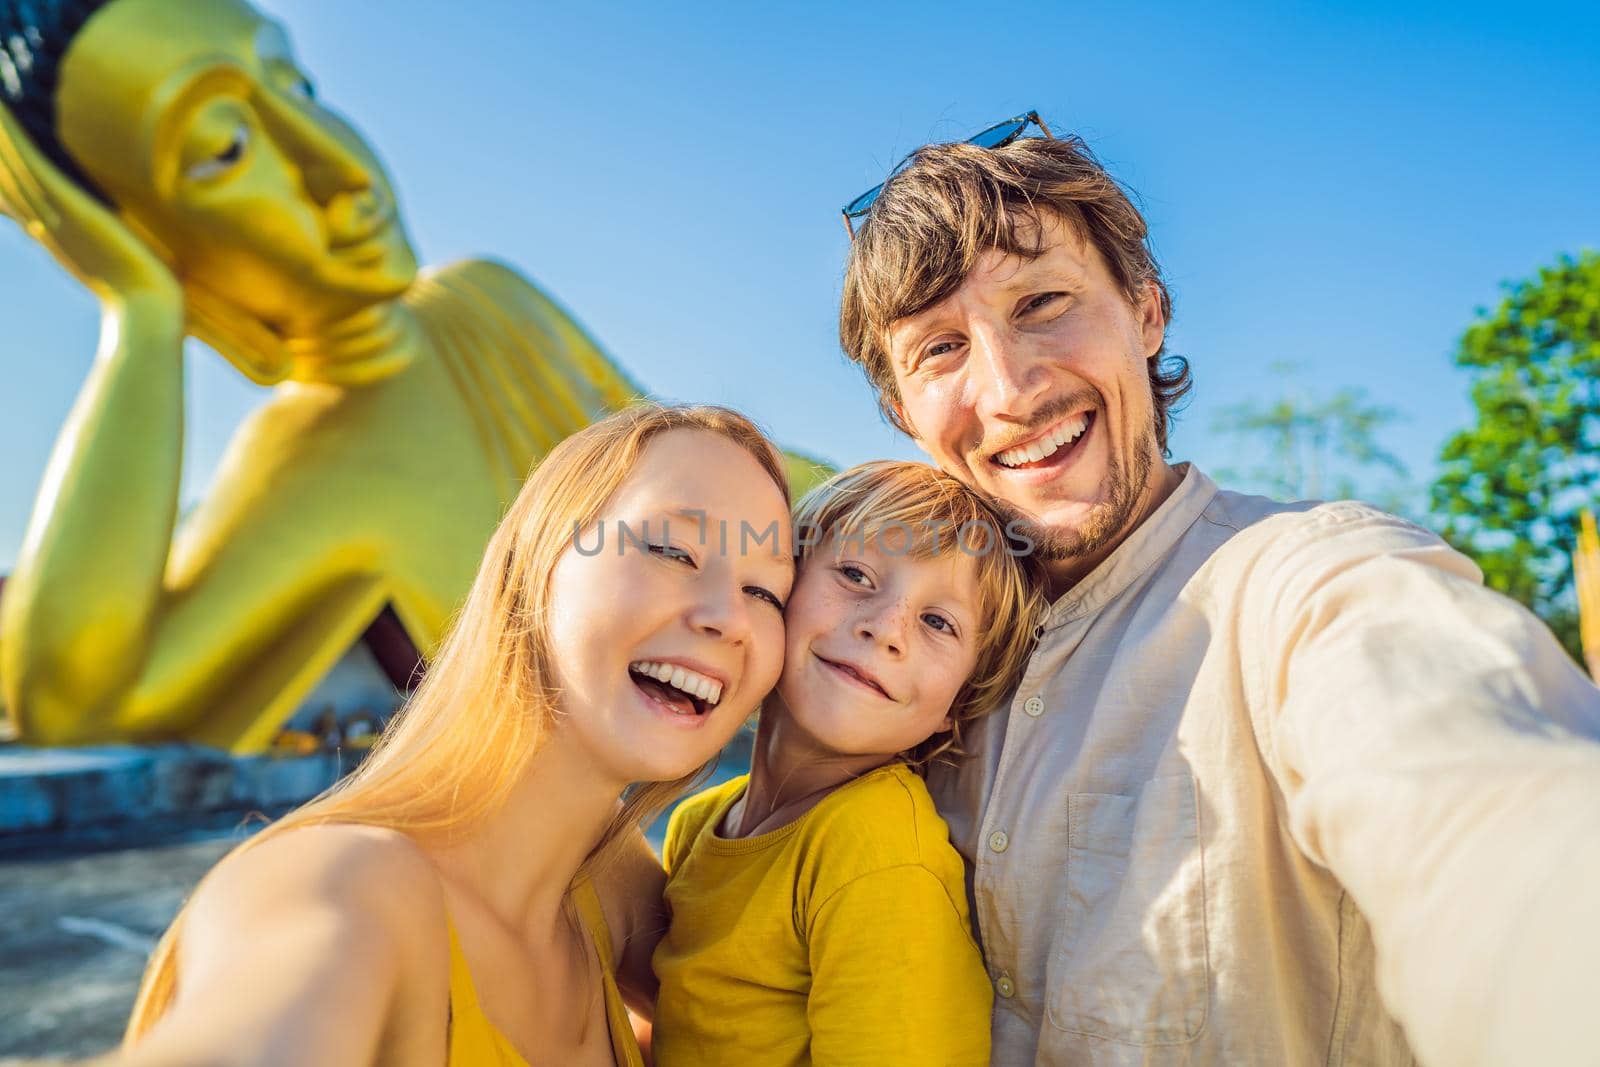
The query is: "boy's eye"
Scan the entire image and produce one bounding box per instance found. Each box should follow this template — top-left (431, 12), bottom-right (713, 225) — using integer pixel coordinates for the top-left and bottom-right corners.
top-left (839, 564), bottom-right (871, 586)
top-left (922, 612), bottom-right (956, 635)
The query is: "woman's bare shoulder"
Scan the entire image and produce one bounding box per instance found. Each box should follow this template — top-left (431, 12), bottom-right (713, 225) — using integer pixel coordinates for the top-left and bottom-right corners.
top-left (119, 826), bottom-right (451, 1067)
top-left (185, 823), bottom-right (448, 957)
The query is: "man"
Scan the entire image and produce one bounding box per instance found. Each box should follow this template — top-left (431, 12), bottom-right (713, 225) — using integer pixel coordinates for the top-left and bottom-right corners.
top-left (838, 128), bottom-right (1600, 1066)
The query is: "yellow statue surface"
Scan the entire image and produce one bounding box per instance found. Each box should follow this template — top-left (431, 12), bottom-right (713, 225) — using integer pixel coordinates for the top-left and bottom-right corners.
top-left (0, 0), bottom-right (821, 751)
top-left (1577, 510), bottom-right (1600, 684)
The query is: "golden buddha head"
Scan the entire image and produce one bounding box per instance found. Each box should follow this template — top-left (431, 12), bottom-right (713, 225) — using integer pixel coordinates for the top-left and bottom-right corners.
top-left (0, 0), bottom-right (419, 379)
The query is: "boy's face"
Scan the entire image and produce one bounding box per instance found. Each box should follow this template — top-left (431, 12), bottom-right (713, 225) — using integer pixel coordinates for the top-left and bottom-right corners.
top-left (775, 531), bottom-right (984, 760)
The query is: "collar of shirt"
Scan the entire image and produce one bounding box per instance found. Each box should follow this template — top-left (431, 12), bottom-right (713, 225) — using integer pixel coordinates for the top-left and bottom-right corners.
top-left (1042, 463), bottom-right (1219, 630)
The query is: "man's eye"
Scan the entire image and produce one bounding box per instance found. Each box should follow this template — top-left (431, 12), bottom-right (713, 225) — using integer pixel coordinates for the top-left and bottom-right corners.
top-left (925, 340), bottom-right (959, 360)
top-left (922, 612), bottom-right (956, 635)
top-left (186, 123), bottom-right (249, 180)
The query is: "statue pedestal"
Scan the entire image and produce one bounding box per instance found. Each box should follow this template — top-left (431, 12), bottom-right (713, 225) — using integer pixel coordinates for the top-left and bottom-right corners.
top-left (0, 744), bottom-right (351, 853)
top-left (0, 722), bottom-right (760, 854)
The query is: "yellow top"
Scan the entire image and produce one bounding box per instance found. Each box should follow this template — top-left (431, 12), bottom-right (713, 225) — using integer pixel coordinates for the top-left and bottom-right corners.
top-left (448, 877), bottom-right (643, 1067)
top-left (651, 763), bottom-right (992, 1067)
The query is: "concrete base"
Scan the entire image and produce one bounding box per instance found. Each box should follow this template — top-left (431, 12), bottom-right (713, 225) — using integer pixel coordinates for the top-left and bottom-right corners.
top-left (0, 744), bottom-right (352, 844)
top-left (0, 717), bottom-right (758, 856)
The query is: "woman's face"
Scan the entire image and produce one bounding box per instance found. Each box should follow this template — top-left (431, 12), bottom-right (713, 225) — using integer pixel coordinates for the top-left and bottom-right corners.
top-left (545, 429), bottom-right (794, 785)
top-left (55, 0), bottom-right (417, 336)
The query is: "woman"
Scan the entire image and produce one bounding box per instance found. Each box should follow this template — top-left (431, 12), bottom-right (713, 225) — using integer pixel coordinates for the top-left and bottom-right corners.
top-left (111, 403), bottom-right (796, 1066)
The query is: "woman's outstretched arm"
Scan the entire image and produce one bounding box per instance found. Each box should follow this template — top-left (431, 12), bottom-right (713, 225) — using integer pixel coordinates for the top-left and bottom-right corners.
top-left (111, 826), bottom-right (444, 1067)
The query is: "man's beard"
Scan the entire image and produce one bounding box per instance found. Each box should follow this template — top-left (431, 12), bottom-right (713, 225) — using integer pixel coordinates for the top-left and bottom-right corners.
top-left (994, 419), bottom-right (1156, 566)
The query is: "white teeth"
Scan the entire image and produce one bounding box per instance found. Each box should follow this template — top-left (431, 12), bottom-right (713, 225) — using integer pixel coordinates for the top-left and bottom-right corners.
top-left (995, 413), bottom-right (1090, 469)
top-left (628, 660), bottom-right (723, 710)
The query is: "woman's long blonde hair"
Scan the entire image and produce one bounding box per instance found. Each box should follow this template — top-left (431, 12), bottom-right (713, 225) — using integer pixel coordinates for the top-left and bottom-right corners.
top-left (125, 402), bottom-right (790, 1042)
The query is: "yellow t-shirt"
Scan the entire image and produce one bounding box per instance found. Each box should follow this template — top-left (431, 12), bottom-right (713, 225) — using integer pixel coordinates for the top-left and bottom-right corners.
top-left (651, 762), bottom-right (992, 1066)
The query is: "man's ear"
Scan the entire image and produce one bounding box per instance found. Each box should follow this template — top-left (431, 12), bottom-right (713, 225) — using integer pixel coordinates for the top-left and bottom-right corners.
top-left (891, 397), bottom-right (920, 441)
top-left (1139, 279), bottom-right (1167, 360)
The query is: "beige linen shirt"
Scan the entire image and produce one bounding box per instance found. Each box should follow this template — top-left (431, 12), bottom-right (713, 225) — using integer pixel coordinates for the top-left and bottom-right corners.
top-left (928, 465), bottom-right (1600, 1066)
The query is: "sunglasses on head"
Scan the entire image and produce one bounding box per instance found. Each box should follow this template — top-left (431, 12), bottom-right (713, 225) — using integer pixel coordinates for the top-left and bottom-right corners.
top-left (841, 110), bottom-right (1054, 239)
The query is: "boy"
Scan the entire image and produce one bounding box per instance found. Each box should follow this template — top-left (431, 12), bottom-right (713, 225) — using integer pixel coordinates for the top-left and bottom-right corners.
top-left (652, 461), bottom-right (1047, 1066)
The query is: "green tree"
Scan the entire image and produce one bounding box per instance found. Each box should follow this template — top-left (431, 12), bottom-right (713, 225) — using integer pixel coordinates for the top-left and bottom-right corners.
top-left (1430, 251), bottom-right (1600, 662)
top-left (1213, 362), bottom-right (1413, 512)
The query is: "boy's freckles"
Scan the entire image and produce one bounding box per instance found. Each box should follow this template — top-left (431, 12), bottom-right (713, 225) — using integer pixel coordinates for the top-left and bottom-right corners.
top-left (776, 538), bottom-right (983, 758)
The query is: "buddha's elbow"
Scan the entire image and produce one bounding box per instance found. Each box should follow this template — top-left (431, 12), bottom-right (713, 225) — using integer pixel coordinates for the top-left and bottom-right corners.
top-left (1, 632), bottom-right (140, 746)
top-left (3, 667), bottom-right (128, 745)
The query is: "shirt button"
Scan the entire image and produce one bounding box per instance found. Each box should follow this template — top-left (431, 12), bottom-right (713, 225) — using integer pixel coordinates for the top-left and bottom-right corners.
top-left (1023, 695), bottom-right (1045, 717)
top-left (988, 830), bottom-right (1009, 853)
top-left (996, 973), bottom-right (1015, 998)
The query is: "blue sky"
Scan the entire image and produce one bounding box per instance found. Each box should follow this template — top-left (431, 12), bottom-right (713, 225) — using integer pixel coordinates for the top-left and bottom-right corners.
top-left (1, 0), bottom-right (1596, 569)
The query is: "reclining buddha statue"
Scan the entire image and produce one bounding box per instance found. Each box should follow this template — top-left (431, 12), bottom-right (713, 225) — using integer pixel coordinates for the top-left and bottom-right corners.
top-left (0, 0), bottom-right (813, 751)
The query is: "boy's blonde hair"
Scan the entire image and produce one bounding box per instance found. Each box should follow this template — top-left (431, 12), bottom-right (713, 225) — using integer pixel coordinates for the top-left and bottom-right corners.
top-left (792, 461), bottom-right (1048, 771)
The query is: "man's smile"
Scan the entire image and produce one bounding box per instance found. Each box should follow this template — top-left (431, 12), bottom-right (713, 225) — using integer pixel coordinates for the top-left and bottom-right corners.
top-left (990, 410), bottom-right (1095, 470)
top-left (981, 410), bottom-right (1099, 491)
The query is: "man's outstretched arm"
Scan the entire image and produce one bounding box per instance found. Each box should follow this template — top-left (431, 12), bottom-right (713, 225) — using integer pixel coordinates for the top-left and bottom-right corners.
top-left (1239, 503), bottom-right (1600, 1067)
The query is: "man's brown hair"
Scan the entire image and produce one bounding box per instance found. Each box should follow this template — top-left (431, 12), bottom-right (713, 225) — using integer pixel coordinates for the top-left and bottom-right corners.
top-left (839, 134), bottom-right (1192, 453)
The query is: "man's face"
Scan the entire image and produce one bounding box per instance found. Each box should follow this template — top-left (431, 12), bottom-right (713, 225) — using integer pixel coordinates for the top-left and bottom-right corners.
top-left (886, 213), bottom-right (1168, 579)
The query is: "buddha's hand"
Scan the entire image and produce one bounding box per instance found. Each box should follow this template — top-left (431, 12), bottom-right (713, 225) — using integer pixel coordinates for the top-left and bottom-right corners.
top-left (0, 100), bottom-right (179, 304)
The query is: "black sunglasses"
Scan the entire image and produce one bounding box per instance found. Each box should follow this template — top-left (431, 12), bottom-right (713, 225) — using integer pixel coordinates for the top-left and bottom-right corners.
top-left (840, 111), bottom-right (1054, 239)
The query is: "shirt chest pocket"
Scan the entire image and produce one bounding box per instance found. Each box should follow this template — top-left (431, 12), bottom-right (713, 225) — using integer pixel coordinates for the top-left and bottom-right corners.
top-left (1045, 772), bottom-right (1210, 1046)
